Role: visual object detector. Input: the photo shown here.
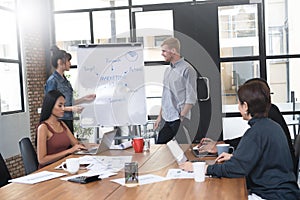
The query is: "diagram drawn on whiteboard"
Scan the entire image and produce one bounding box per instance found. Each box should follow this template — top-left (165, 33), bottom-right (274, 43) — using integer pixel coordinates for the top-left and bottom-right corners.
top-left (76, 43), bottom-right (147, 127)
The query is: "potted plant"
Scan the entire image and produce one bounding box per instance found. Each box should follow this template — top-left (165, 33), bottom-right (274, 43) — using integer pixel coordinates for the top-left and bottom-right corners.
top-left (73, 117), bottom-right (94, 143)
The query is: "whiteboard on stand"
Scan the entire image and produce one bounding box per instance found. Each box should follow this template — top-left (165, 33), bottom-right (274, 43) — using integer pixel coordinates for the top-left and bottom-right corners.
top-left (76, 43), bottom-right (147, 127)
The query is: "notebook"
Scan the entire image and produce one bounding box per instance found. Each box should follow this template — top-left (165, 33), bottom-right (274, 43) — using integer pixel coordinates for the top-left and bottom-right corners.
top-left (75, 129), bottom-right (117, 155)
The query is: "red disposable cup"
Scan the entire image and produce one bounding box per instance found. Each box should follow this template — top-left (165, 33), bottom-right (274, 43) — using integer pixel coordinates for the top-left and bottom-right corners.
top-left (132, 137), bottom-right (144, 153)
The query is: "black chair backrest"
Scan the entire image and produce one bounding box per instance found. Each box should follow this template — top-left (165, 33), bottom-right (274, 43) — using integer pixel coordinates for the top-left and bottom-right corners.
top-left (0, 153), bottom-right (12, 187)
top-left (294, 135), bottom-right (300, 180)
top-left (19, 137), bottom-right (39, 175)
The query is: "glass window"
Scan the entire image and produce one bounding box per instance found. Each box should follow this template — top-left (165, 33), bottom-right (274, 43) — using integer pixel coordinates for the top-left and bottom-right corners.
top-left (267, 58), bottom-right (300, 104)
top-left (267, 58), bottom-right (300, 137)
top-left (265, 0), bottom-right (300, 55)
top-left (218, 4), bottom-right (259, 58)
top-left (53, 0), bottom-right (128, 11)
top-left (132, 0), bottom-right (190, 5)
top-left (144, 64), bottom-right (168, 116)
top-left (135, 10), bottom-right (173, 61)
top-left (55, 13), bottom-right (91, 65)
top-left (0, 4), bottom-right (22, 114)
top-left (0, 62), bottom-right (22, 112)
top-left (221, 60), bottom-right (260, 107)
top-left (93, 9), bottom-right (130, 44)
top-left (0, 9), bottom-right (18, 59)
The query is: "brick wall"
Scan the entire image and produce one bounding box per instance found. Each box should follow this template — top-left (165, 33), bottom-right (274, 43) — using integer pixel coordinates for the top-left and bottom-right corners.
top-left (24, 32), bottom-right (47, 142)
top-left (4, 1), bottom-right (49, 178)
top-left (5, 155), bottom-right (25, 178)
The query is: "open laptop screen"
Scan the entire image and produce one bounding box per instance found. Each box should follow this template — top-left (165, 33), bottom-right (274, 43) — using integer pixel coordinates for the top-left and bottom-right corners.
top-left (75, 129), bottom-right (117, 155)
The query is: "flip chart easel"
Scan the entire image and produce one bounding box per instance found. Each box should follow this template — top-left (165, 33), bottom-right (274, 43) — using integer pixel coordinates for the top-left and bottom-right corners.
top-left (76, 43), bottom-right (147, 127)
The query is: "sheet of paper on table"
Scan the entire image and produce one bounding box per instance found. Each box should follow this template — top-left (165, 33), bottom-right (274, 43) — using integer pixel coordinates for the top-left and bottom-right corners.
top-left (111, 174), bottom-right (167, 187)
top-left (166, 168), bottom-right (211, 179)
top-left (166, 169), bottom-right (194, 179)
top-left (55, 155), bottom-right (132, 172)
top-left (9, 171), bottom-right (66, 184)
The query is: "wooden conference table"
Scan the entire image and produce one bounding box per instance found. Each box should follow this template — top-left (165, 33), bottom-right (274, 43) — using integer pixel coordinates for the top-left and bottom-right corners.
top-left (0, 145), bottom-right (247, 200)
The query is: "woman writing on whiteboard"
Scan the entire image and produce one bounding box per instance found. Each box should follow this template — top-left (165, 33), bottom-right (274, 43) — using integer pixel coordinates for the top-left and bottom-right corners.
top-left (45, 45), bottom-right (96, 134)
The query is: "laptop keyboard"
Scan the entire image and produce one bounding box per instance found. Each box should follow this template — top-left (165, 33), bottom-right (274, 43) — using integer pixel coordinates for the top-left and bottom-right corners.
top-left (88, 148), bottom-right (97, 154)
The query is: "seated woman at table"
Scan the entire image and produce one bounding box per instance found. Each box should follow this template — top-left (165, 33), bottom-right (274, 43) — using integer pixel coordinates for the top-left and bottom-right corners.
top-left (180, 80), bottom-right (300, 200)
top-left (36, 90), bottom-right (86, 168)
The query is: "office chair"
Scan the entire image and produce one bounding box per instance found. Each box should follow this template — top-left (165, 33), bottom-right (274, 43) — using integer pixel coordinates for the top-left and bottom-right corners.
top-left (294, 135), bottom-right (300, 180)
top-left (0, 153), bottom-right (12, 187)
top-left (19, 137), bottom-right (39, 175)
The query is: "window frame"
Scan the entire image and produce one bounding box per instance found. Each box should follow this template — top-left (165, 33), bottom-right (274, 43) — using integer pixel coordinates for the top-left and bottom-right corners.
top-left (0, 4), bottom-right (24, 115)
top-left (51, 0), bottom-right (300, 119)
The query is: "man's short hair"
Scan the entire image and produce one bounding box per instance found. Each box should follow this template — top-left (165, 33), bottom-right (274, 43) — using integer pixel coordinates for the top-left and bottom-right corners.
top-left (161, 37), bottom-right (180, 53)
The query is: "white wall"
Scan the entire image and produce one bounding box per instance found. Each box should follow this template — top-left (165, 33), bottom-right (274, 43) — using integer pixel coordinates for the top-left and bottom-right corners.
top-left (0, 56), bottom-right (30, 159)
top-left (0, 112), bottom-right (30, 158)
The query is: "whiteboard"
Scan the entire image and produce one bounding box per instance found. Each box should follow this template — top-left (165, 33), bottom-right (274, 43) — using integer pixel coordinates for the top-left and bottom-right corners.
top-left (76, 43), bottom-right (147, 127)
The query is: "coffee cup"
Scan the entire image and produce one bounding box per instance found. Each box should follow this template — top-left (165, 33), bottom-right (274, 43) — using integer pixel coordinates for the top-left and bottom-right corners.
top-left (216, 144), bottom-right (234, 156)
top-left (193, 161), bottom-right (206, 182)
top-left (62, 158), bottom-right (80, 174)
top-left (132, 137), bottom-right (144, 153)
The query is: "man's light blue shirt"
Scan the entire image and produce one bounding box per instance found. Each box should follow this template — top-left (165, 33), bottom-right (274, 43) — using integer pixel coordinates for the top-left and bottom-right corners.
top-left (161, 57), bottom-right (197, 121)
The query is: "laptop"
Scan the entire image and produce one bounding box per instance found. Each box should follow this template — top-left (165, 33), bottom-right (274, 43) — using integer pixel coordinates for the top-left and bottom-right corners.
top-left (191, 146), bottom-right (217, 158)
top-left (167, 138), bottom-right (217, 164)
top-left (166, 139), bottom-right (188, 164)
top-left (75, 129), bottom-right (117, 155)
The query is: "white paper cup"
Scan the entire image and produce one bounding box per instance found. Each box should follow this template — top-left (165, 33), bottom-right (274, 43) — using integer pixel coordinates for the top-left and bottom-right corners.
top-left (193, 162), bottom-right (206, 182)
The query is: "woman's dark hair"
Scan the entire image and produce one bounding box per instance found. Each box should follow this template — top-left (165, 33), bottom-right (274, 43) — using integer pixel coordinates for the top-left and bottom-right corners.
top-left (238, 80), bottom-right (271, 118)
top-left (39, 90), bottom-right (65, 123)
top-left (244, 78), bottom-right (270, 89)
top-left (50, 45), bottom-right (72, 68)
top-left (35, 90), bottom-right (65, 146)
